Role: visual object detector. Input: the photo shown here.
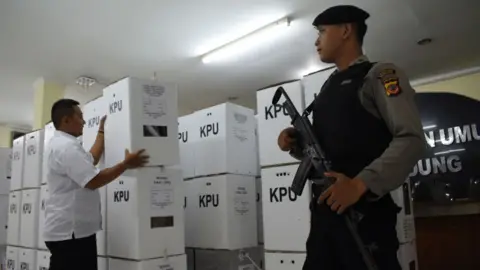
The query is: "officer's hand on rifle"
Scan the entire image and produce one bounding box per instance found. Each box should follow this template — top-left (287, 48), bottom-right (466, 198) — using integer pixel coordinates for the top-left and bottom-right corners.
top-left (277, 127), bottom-right (297, 151)
top-left (318, 172), bottom-right (368, 214)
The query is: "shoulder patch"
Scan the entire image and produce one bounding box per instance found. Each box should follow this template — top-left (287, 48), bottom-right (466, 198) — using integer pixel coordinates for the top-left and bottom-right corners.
top-left (375, 66), bottom-right (401, 97)
top-left (383, 78), bottom-right (401, 97)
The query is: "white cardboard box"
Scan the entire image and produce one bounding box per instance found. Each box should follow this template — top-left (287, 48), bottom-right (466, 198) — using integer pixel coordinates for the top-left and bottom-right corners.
top-left (97, 186), bottom-right (107, 256)
top-left (185, 175), bottom-right (257, 249)
top-left (265, 252), bottom-right (306, 270)
top-left (398, 241), bottom-right (418, 270)
top-left (36, 250), bottom-right (50, 270)
top-left (11, 136), bottom-right (26, 191)
top-left (41, 122), bottom-right (55, 185)
top-left (107, 167), bottom-right (185, 260)
top-left (109, 254), bottom-right (187, 270)
top-left (254, 115), bottom-right (260, 177)
top-left (18, 248), bottom-right (37, 270)
top-left (191, 103), bottom-right (257, 177)
top-left (7, 191), bottom-right (21, 246)
top-left (37, 185), bottom-right (49, 250)
top-left (256, 177), bottom-right (264, 244)
top-left (6, 246), bottom-right (19, 270)
top-left (256, 80), bottom-right (304, 167)
top-left (178, 114), bottom-right (196, 179)
top-left (391, 180), bottom-right (416, 243)
top-left (103, 77), bottom-right (179, 167)
top-left (23, 130), bottom-right (45, 189)
top-left (20, 189), bottom-right (41, 248)
top-left (0, 195), bottom-right (8, 245)
top-left (194, 247), bottom-right (263, 270)
top-left (98, 256), bottom-right (108, 270)
top-left (302, 68), bottom-right (335, 109)
top-left (82, 96), bottom-right (107, 169)
top-left (81, 97), bottom-right (108, 256)
top-left (261, 165), bottom-right (311, 252)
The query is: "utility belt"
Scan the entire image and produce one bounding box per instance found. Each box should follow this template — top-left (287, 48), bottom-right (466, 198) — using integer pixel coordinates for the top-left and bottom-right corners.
top-left (311, 182), bottom-right (400, 217)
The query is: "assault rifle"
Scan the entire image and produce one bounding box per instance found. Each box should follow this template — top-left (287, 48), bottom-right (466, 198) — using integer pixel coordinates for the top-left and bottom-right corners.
top-left (271, 86), bottom-right (379, 270)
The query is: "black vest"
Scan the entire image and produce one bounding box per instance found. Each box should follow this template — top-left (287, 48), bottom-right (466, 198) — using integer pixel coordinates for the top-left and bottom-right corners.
top-left (312, 62), bottom-right (393, 179)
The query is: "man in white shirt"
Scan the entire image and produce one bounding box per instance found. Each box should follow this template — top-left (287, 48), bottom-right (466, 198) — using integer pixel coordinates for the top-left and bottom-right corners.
top-left (44, 99), bottom-right (149, 270)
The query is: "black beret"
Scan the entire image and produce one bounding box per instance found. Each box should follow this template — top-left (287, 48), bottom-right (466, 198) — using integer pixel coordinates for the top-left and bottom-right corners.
top-left (312, 5), bottom-right (370, 26)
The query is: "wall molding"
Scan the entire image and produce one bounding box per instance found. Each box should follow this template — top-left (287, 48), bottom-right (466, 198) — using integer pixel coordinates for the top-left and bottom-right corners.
top-left (411, 66), bottom-right (480, 87)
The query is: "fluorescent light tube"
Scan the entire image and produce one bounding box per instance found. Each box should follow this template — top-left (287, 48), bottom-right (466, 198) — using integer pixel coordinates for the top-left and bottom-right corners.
top-left (202, 17), bottom-right (291, 64)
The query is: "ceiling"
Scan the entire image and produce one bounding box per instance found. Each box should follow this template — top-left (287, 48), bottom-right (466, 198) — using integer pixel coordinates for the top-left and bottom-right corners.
top-left (0, 0), bottom-right (479, 129)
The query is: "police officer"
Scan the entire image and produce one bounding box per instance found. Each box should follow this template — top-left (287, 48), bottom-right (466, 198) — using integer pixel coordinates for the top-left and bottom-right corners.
top-left (277, 5), bottom-right (426, 270)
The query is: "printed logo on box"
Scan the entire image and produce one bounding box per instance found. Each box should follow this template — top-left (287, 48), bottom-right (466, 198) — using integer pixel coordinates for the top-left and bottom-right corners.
top-left (200, 123), bottom-right (219, 138)
top-left (20, 262), bottom-right (29, 270)
top-left (27, 145), bottom-right (36, 156)
top-left (234, 113), bottom-right (248, 124)
top-left (264, 104), bottom-right (288, 120)
top-left (113, 190), bottom-right (130, 202)
top-left (269, 186), bottom-right (298, 203)
top-left (9, 203), bottom-right (17, 214)
top-left (7, 259), bottom-right (14, 270)
top-left (13, 151), bottom-right (21, 161)
top-left (22, 203), bottom-right (32, 214)
top-left (178, 131), bottom-right (188, 143)
top-left (109, 100), bottom-right (123, 114)
top-left (199, 194), bottom-right (219, 208)
top-left (87, 116), bottom-right (100, 128)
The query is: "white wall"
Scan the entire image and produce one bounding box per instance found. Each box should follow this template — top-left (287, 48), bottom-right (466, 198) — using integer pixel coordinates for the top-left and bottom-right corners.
top-left (0, 126), bottom-right (11, 148)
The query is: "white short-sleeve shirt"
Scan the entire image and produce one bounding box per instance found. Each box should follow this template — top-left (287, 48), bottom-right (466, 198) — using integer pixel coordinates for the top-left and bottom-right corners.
top-left (43, 130), bottom-right (101, 242)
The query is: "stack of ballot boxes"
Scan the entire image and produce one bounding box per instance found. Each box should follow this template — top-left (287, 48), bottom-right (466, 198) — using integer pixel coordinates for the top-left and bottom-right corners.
top-left (81, 96), bottom-right (109, 268)
top-left (391, 179), bottom-right (419, 269)
top-left (103, 77), bottom-right (186, 270)
top-left (6, 129), bottom-right (46, 270)
top-left (256, 80), bottom-right (311, 270)
top-left (36, 122), bottom-right (55, 269)
top-left (254, 115), bottom-right (264, 249)
top-left (0, 147), bottom-right (11, 269)
top-left (181, 102), bottom-right (262, 270)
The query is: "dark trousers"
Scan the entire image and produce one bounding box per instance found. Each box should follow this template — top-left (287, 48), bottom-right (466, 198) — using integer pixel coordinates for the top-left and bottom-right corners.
top-left (303, 196), bottom-right (402, 270)
top-left (46, 234), bottom-right (98, 270)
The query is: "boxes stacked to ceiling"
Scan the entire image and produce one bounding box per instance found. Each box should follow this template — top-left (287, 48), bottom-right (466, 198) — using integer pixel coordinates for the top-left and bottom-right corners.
top-left (103, 77), bottom-right (186, 270)
top-left (6, 128), bottom-right (47, 270)
top-left (256, 80), bottom-right (309, 270)
top-left (180, 102), bottom-right (263, 270)
top-left (0, 147), bottom-right (12, 270)
top-left (392, 180), bottom-right (419, 269)
top-left (81, 97), bottom-right (109, 268)
top-left (36, 122), bottom-right (55, 269)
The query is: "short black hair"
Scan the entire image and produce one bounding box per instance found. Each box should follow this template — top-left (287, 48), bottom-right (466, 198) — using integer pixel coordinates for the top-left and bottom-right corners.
top-left (51, 99), bottom-right (80, 129)
top-left (354, 22), bottom-right (368, 45)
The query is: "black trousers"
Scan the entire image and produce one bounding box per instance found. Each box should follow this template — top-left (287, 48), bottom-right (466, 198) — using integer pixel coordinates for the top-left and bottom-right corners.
top-left (303, 196), bottom-right (402, 270)
top-left (46, 234), bottom-right (98, 270)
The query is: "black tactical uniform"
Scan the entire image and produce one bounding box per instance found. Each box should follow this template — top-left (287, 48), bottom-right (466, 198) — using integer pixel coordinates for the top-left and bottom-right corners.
top-left (298, 5), bottom-right (427, 270)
